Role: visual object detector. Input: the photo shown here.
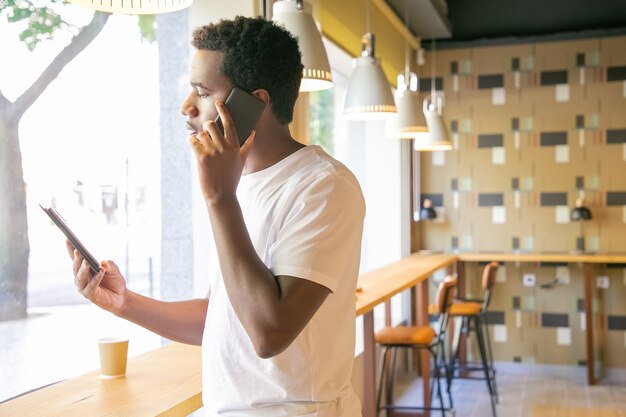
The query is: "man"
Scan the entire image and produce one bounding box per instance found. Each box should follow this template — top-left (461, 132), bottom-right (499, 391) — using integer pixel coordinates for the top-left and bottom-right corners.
top-left (69, 16), bottom-right (365, 417)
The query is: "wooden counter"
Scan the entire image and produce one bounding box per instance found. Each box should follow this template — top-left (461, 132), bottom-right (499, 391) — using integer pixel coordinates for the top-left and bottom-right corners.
top-left (356, 253), bottom-right (458, 316)
top-left (457, 251), bottom-right (626, 264)
top-left (0, 342), bottom-right (202, 417)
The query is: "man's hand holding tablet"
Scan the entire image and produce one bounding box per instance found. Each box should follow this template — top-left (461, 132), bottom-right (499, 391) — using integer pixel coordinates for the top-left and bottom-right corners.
top-left (40, 204), bottom-right (101, 272)
top-left (40, 204), bottom-right (127, 314)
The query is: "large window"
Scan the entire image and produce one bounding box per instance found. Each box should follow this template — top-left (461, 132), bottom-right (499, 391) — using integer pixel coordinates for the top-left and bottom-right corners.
top-left (0, 12), bottom-right (162, 402)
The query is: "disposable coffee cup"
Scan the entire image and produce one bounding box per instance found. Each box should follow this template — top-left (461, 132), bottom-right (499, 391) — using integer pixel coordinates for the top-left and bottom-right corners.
top-left (98, 337), bottom-right (129, 379)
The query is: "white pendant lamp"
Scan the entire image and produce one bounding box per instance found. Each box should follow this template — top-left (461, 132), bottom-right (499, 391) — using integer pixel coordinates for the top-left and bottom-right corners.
top-left (414, 94), bottom-right (452, 151)
top-left (414, 40), bottom-right (451, 151)
top-left (67, 0), bottom-right (192, 14)
top-left (344, 32), bottom-right (397, 120)
top-left (396, 72), bottom-right (429, 139)
top-left (272, 0), bottom-right (333, 92)
top-left (394, 0), bottom-right (427, 139)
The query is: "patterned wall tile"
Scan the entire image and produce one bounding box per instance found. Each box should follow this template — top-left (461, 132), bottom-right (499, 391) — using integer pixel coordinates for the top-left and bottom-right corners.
top-left (478, 134), bottom-right (504, 148)
top-left (540, 70), bottom-right (568, 85)
top-left (607, 191), bottom-right (626, 206)
top-left (608, 316), bottom-right (626, 331)
top-left (540, 131), bottom-right (568, 146)
top-left (485, 311), bottom-right (506, 325)
top-left (607, 129), bottom-right (626, 144)
top-left (540, 192), bottom-right (567, 206)
top-left (478, 74), bottom-right (504, 89)
top-left (541, 313), bottom-right (569, 328)
top-left (478, 193), bottom-right (504, 206)
top-left (419, 77), bottom-right (443, 92)
top-left (607, 66), bottom-right (626, 81)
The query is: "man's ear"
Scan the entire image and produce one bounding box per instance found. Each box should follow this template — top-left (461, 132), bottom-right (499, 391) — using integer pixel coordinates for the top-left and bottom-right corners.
top-left (252, 89), bottom-right (270, 106)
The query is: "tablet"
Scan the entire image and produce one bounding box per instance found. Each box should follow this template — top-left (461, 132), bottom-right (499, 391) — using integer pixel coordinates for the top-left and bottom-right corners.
top-left (40, 204), bottom-right (101, 272)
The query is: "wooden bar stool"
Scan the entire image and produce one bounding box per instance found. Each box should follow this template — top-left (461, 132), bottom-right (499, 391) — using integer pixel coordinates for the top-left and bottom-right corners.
top-left (375, 276), bottom-right (457, 417)
top-left (448, 261), bottom-right (499, 417)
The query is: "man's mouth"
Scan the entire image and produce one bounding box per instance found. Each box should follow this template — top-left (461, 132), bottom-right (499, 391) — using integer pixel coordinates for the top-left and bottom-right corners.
top-left (186, 122), bottom-right (198, 136)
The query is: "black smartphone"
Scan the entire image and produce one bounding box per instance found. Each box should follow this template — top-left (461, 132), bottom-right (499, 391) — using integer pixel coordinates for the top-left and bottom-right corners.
top-left (215, 86), bottom-right (266, 146)
top-left (40, 204), bottom-right (101, 272)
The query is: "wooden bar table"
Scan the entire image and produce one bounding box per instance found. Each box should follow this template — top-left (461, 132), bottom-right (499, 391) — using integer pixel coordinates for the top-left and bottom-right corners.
top-left (456, 251), bottom-right (626, 386)
top-left (356, 253), bottom-right (458, 417)
top-left (0, 342), bottom-right (202, 417)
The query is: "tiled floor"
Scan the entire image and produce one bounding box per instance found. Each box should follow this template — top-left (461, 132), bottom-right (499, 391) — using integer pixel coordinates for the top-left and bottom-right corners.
top-left (390, 362), bottom-right (626, 417)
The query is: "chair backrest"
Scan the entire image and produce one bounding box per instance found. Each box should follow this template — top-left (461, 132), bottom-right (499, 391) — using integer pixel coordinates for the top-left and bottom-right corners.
top-left (434, 275), bottom-right (457, 315)
top-left (434, 275), bottom-right (457, 335)
top-left (481, 261), bottom-right (499, 311)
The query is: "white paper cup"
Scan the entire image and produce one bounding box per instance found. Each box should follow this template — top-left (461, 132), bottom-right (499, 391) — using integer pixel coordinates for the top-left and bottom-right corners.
top-left (98, 337), bottom-right (129, 379)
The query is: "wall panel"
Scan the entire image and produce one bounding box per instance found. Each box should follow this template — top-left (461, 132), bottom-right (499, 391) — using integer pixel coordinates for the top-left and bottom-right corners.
top-left (418, 35), bottom-right (626, 368)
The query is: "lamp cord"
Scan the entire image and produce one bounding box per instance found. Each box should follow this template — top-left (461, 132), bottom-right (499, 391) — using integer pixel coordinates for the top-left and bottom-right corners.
top-left (365, 0), bottom-right (370, 34)
top-left (431, 36), bottom-right (436, 104)
top-left (404, 0), bottom-right (410, 81)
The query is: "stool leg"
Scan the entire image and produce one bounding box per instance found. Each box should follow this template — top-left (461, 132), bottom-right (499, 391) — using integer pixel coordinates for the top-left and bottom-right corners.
top-left (475, 317), bottom-right (497, 417)
top-left (481, 316), bottom-right (499, 403)
top-left (440, 339), bottom-right (454, 411)
top-left (448, 315), bottom-right (465, 384)
top-left (430, 346), bottom-right (446, 416)
top-left (440, 341), bottom-right (454, 412)
top-left (388, 347), bottom-right (398, 409)
top-left (377, 346), bottom-right (390, 417)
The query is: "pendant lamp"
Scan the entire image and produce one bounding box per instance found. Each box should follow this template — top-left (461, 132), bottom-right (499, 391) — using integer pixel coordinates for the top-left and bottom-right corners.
top-left (344, 32), bottom-right (397, 120)
top-left (272, 0), bottom-right (333, 92)
top-left (67, 0), bottom-right (192, 14)
top-left (415, 95), bottom-right (452, 151)
top-left (395, 0), bottom-right (428, 139)
top-left (396, 72), bottom-right (428, 139)
top-left (414, 42), bottom-right (452, 151)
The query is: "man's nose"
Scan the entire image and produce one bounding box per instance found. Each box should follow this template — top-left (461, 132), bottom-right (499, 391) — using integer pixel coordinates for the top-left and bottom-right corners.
top-left (181, 95), bottom-right (198, 117)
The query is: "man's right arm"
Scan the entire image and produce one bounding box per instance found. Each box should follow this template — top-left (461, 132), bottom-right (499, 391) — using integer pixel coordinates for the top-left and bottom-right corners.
top-left (69, 241), bottom-right (207, 346)
top-left (119, 293), bottom-right (207, 346)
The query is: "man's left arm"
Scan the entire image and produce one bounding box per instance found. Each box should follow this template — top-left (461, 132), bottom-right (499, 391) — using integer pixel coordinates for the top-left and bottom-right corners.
top-left (208, 194), bottom-right (331, 358)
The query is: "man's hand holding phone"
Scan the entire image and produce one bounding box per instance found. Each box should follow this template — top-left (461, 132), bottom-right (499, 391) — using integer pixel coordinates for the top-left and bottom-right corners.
top-left (66, 240), bottom-right (128, 316)
top-left (188, 98), bottom-right (257, 206)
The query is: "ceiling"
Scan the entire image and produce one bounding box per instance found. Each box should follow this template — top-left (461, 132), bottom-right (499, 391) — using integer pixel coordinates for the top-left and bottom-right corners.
top-left (385, 0), bottom-right (626, 49)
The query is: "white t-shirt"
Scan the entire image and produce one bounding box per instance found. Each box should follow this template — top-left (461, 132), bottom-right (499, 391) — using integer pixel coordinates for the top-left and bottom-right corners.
top-left (201, 145), bottom-right (365, 417)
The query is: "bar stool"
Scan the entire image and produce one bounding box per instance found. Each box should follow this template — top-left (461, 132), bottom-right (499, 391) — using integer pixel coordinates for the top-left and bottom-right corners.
top-left (448, 261), bottom-right (499, 417)
top-left (375, 276), bottom-right (457, 417)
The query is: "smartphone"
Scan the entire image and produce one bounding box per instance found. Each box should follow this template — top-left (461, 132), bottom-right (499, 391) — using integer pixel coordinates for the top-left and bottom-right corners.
top-left (215, 86), bottom-right (266, 146)
top-left (40, 204), bottom-right (101, 272)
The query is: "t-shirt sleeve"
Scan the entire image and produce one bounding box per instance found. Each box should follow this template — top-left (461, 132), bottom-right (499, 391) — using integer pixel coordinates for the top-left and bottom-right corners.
top-left (268, 172), bottom-right (365, 293)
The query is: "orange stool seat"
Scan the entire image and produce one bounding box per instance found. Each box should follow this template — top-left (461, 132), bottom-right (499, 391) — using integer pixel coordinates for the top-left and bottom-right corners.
top-left (376, 326), bottom-right (436, 345)
top-left (428, 301), bottom-right (482, 316)
top-left (449, 301), bottom-right (482, 316)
